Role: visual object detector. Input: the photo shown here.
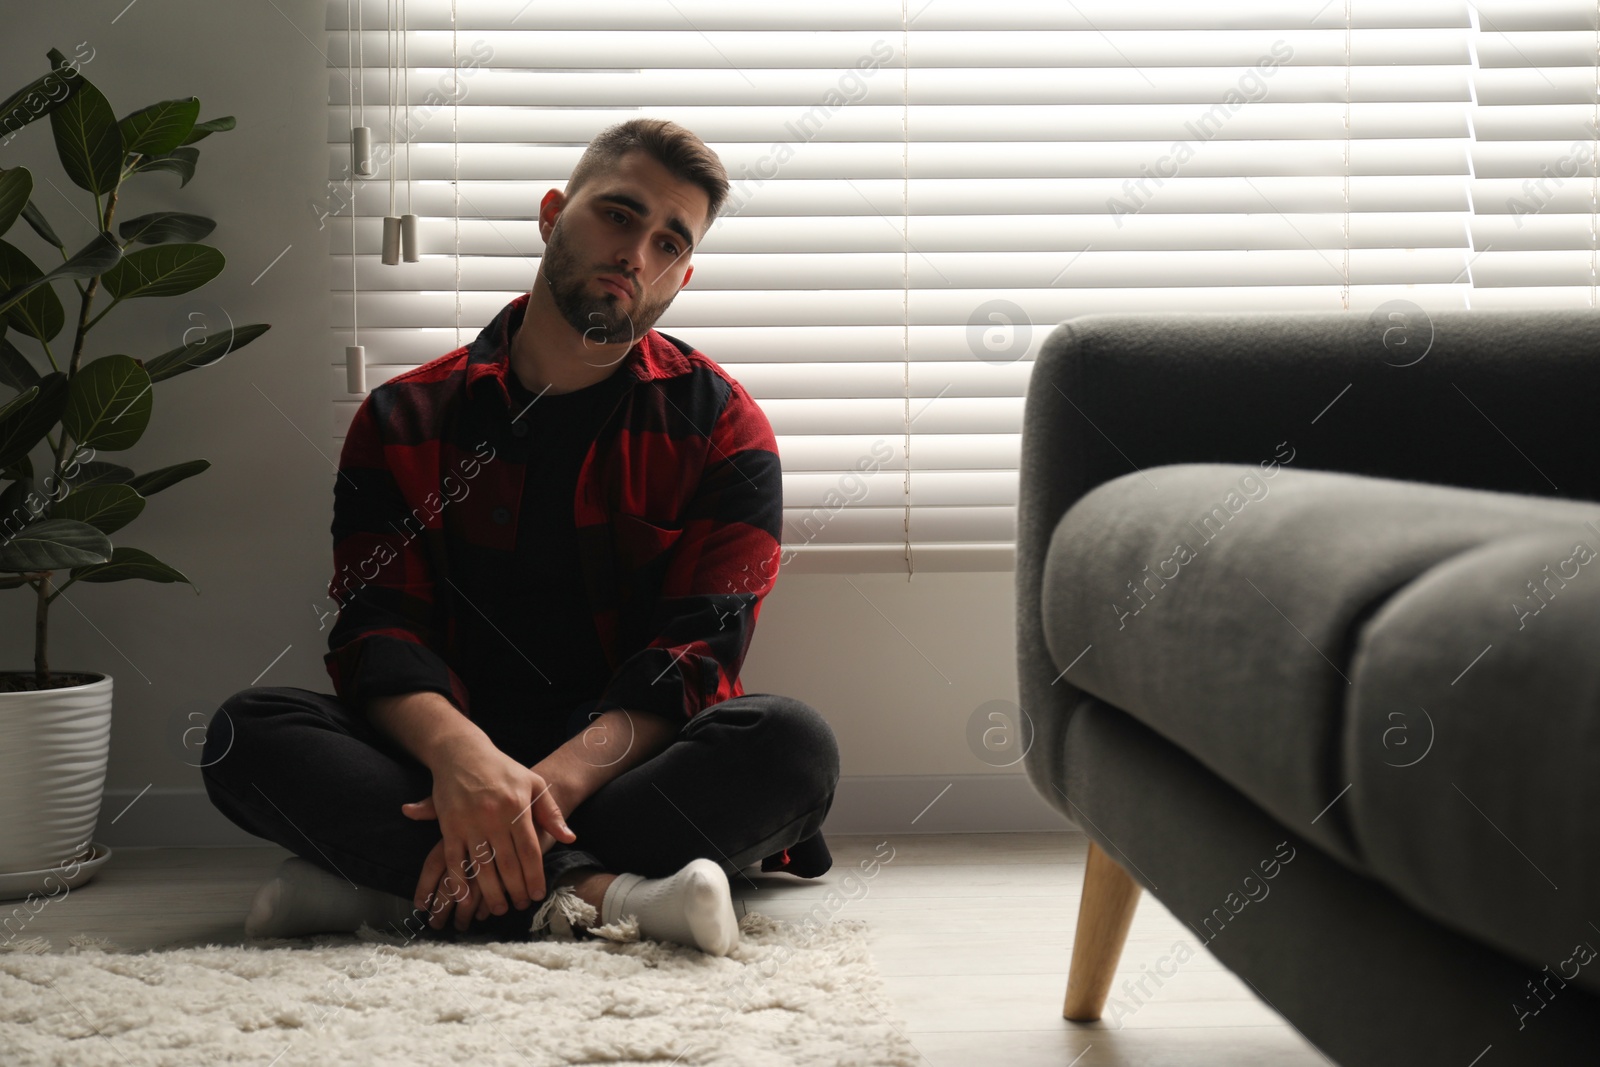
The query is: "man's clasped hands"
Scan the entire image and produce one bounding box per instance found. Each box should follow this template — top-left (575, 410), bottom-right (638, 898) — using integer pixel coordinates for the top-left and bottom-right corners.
top-left (398, 731), bottom-right (590, 932)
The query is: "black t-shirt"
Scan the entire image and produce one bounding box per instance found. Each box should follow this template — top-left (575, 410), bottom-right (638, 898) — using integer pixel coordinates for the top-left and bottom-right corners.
top-left (478, 366), bottom-right (630, 757)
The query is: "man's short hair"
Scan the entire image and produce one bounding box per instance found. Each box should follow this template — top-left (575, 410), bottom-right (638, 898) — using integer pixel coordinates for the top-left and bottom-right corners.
top-left (565, 118), bottom-right (730, 241)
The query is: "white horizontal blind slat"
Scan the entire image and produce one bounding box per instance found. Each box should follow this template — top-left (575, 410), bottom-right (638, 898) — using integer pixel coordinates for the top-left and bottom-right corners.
top-left (331, 1), bottom-right (1473, 32)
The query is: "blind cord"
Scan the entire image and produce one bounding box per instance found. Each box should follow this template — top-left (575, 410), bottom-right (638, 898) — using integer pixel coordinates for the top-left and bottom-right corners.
top-left (452, 0), bottom-right (461, 346)
top-left (387, 0), bottom-right (397, 218)
top-left (1463, 3), bottom-right (1481, 304)
top-left (349, 0), bottom-right (358, 345)
top-left (345, 0), bottom-right (354, 181)
top-left (403, 0), bottom-right (412, 215)
top-left (901, 0), bottom-right (913, 581)
top-left (1343, 0), bottom-right (1351, 312)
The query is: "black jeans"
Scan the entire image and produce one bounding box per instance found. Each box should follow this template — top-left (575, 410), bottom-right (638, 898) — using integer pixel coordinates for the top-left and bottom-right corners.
top-left (200, 687), bottom-right (839, 938)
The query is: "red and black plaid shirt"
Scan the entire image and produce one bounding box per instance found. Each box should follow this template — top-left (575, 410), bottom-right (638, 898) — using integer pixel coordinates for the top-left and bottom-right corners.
top-left (324, 291), bottom-right (783, 725)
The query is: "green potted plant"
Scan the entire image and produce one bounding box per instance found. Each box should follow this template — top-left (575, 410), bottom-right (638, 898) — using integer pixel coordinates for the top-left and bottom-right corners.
top-left (0, 49), bottom-right (270, 896)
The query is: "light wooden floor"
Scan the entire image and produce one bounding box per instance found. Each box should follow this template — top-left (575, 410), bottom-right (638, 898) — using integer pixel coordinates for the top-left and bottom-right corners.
top-left (10, 831), bottom-right (1330, 1066)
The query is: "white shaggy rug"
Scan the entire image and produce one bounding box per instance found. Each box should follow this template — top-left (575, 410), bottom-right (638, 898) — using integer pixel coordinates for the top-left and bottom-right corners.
top-left (0, 912), bottom-right (921, 1066)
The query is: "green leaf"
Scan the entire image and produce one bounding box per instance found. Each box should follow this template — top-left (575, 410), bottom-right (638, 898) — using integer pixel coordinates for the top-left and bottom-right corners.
top-left (144, 322), bottom-right (269, 383)
top-left (58, 230), bottom-right (121, 277)
top-left (67, 460), bottom-right (134, 488)
top-left (129, 146), bottom-right (197, 187)
top-left (102, 243), bottom-right (222, 301)
top-left (0, 238), bottom-right (64, 340)
top-left (0, 371), bottom-right (67, 470)
top-left (0, 517), bottom-right (110, 572)
top-left (0, 327), bottom-right (40, 391)
top-left (0, 167), bottom-right (31, 238)
top-left (0, 54), bottom-right (84, 144)
top-left (117, 97), bottom-right (198, 158)
top-left (0, 476), bottom-right (39, 517)
top-left (0, 476), bottom-right (36, 517)
top-left (126, 458), bottom-right (208, 496)
top-left (69, 545), bottom-right (191, 587)
top-left (179, 115), bottom-right (234, 145)
top-left (49, 78), bottom-right (122, 195)
top-left (20, 201), bottom-right (62, 248)
top-left (0, 382), bottom-right (37, 425)
top-left (51, 482), bottom-right (144, 535)
top-left (118, 211), bottom-right (215, 246)
top-left (0, 478), bottom-right (46, 539)
top-left (1, 451), bottom-right (32, 481)
top-left (62, 355), bottom-right (151, 452)
top-left (0, 231), bottom-right (121, 318)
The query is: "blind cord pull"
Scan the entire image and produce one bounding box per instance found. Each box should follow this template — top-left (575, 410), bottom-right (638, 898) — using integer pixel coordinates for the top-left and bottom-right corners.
top-left (345, 0), bottom-right (366, 393)
top-left (381, 0), bottom-right (402, 265)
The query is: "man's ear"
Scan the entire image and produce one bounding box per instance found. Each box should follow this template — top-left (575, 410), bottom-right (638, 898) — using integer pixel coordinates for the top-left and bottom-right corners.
top-left (538, 189), bottom-right (565, 237)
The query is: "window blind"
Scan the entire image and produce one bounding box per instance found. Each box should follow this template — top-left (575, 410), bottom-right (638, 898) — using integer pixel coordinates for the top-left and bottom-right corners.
top-left (1465, 1), bottom-right (1600, 304)
top-left (322, 0), bottom-right (1598, 574)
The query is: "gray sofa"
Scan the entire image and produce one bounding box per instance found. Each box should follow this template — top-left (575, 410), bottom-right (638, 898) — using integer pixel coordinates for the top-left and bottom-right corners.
top-left (1016, 309), bottom-right (1600, 1065)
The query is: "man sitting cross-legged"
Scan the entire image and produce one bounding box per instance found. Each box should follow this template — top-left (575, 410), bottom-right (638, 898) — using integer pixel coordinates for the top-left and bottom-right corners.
top-left (201, 118), bottom-right (839, 956)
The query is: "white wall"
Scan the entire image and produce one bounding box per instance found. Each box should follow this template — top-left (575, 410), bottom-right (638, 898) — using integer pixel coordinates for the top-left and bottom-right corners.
top-left (1, 2), bottom-right (1065, 845)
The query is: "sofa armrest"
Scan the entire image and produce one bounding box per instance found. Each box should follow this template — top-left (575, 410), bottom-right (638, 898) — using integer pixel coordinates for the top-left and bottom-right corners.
top-left (1039, 461), bottom-right (1600, 865)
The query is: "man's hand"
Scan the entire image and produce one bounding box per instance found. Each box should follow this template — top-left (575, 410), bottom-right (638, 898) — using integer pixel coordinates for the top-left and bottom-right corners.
top-left (401, 735), bottom-right (577, 931)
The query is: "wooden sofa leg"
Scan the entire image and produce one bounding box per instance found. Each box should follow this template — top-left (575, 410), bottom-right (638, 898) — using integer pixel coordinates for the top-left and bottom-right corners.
top-left (1063, 840), bottom-right (1142, 1021)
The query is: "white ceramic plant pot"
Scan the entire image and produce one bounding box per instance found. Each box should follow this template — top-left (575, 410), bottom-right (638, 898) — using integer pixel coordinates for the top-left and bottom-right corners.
top-left (0, 671), bottom-right (113, 877)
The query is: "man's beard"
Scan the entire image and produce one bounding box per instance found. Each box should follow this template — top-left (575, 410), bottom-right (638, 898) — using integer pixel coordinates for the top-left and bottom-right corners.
top-left (539, 214), bottom-right (677, 351)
